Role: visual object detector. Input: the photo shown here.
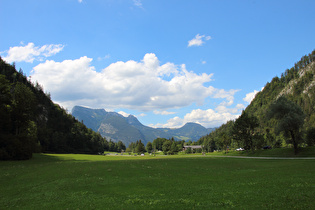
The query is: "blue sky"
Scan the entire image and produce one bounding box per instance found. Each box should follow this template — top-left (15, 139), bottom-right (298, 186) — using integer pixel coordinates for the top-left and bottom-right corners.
top-left (1, 0), bottom-right (315, 128)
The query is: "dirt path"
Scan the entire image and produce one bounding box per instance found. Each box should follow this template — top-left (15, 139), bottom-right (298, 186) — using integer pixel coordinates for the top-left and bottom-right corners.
top-left (210, 155), bottom-right (315, 160)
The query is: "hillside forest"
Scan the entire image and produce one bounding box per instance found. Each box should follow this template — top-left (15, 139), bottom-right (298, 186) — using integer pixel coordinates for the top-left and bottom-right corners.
top-left (197, 50), bottom-right (315, 154)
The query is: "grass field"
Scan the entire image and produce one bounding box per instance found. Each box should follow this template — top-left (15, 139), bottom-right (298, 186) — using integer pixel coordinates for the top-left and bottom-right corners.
top-left (1, 153), bottom-right (314, 209)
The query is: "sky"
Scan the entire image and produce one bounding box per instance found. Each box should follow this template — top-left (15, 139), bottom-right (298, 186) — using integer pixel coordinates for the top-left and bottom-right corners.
top-left (1, 0), bottom-right (315, 128)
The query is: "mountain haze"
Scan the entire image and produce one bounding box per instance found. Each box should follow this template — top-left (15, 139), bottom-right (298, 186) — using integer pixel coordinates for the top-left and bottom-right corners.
top-left (72, 106), bottom-right (214, 145)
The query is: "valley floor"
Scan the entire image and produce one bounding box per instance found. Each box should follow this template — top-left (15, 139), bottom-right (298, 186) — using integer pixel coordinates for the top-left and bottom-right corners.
top-left (1, 153), bottom-right (314, 209)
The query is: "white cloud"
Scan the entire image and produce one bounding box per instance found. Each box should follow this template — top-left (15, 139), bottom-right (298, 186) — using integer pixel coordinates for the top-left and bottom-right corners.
top-left (154, 110), bottom-right (176, 115)
top-left (31, 53), bottom-right (238, 112)
top-left (215, 103), bottom-right (245, 114)
top-left (188, 34), bottom-right (212, 47)
top-left (78, 0), bottom-right (83, 3)
top-left (1, 42), bottom-right (64, 63)
top-left (97, 54), bottom-right (110, 61)
top-left (138, 113), bottom-right (147, 117)
top-left (213, 89), bottom-right (240, 107)
top-left (133, 0), bottom-right (143, 8)
top-left (118, 111), bottom-right (130, 117)
top-left (243, 89), bottom-right (261, 103)
top-left (154, 108), bottom-right (241, 128)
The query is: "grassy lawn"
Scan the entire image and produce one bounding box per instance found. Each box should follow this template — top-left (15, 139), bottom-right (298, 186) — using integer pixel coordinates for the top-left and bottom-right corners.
top-left (1, 153), bottom-right (314, 209)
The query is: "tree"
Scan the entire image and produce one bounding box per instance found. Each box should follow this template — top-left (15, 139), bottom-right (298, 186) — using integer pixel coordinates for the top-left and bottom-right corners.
top-left (152, 138), bottom-right (166, 151)
top-left (117, 141), bottom-right (126, 152)
top-left (146, 142), bottom-right (153, 153)
top-left (0, 75), bottom-right (12, 135)
top-left (267, 97), bottom-right (305, 154)
top-left (170, 141), bottom-right (178, 154)
top-left (232, 111), bottom-right (259, 151)
top-left (135, 140), bottom-right (146, 154)
top-left (108, 140), bottom-right (116, 152)
top-left (218, 133), bottom-right (230, 154)
top-left (12, 82), bottom-right (36, 135)
top-left (128, 142), bottom-right (136, 153)
top-left (306, 128), bottom-right (315, 146)
top-left (162, 140), bottom-right (171, 155)
top-left (185, 147), bottom-right (192, 154)
top-left (186, 140), bottom-right (192, 145)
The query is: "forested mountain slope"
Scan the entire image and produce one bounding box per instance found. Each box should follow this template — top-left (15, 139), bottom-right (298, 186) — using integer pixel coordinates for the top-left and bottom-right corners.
top-left (0, 58), bottom-right (108, 160)
top-left (247, 51), bottom-right (315, 132)
top-left (198, 50), bottom-right (315, 152)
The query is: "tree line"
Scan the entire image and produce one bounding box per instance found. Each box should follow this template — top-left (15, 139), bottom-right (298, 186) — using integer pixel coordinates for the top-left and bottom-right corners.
top-left (125, 138), bottom-right (187, 155)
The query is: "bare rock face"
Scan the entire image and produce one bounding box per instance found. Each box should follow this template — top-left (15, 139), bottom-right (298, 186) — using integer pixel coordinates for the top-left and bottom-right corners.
top-left (98, 123), bottom-right (118, 135)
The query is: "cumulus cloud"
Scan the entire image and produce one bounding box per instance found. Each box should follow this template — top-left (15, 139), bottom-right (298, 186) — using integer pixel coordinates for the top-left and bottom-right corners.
top-left (31, 53), bottom-right (238, 113)
top-left (153, 107), bottom-right (241, 128)
top-left (118, 111), bottom-right (130, 117)
top-left (188, 34), bottom-right (211, 47)
top-left (215, 103), bottom-right (245, 114)
top-left (243, 89), bottom-right (261, 103)
top-left (1, 42), bottom-right (64, 63)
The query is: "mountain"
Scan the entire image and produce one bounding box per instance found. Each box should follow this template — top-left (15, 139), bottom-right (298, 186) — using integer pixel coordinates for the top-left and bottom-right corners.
top-left (246, 51), bottom-right (315, 131)
top-left (197, 50), bottom-right (315, 151)
top-left (72, 106), bottom-right (213, 145)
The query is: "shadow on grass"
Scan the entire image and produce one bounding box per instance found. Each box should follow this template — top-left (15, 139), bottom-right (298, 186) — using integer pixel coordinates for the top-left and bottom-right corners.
top-left (208, 147), bottom-right (315, 157)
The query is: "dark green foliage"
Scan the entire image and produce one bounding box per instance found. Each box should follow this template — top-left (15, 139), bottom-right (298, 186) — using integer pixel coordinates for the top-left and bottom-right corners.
top-left (146, 141), bottom-right (152, 153)
top-left (162, 140), bottom-right (171, 155)
top-left (0, 57), bottom-right (108, 160)
top-left (267, 97), bottom-right (305, 154)
top-left (232, 111), bottom-right (259, 151)
top-left (116, 140), bottom-right (126, 152)
top-left (152, 138), bottom-right (167, 151)
top-left (185, 147), bottom-right (192, 154)
top-left (135, 140), bottom-right (146, 154)
top-left (108, 140), bottom-right (116, 152)
top-left (0, 78), bottom-right (38, 159)
top-left (128, 141), bottom-right (145, 153)
top-left (306, 128), bottom-right (315, 146)
top-left (197, 120), bottom-right (233, 152)
top-left (152, 138), bottom-right (184, 155)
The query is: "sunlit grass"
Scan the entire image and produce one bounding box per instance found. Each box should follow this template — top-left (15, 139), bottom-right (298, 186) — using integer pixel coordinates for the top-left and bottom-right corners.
top-left (0, 153), bottom-right (314, 209)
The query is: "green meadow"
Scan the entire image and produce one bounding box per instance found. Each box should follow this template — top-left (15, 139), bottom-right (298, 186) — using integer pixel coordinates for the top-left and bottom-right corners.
top-left (1, 153), bottom-right (314, 209)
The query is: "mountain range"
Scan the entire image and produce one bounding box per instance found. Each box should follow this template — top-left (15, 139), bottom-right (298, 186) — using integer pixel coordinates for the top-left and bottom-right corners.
top-left (72, 106), bottom-right (215, 145)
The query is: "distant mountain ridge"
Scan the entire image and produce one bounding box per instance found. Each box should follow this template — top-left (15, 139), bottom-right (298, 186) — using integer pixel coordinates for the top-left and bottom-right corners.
top-left (72, 106), bottom-right (214, 145)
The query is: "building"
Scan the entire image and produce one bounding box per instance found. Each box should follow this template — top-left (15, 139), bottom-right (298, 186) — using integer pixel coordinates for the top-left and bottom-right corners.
top-left (183, 145), bottom-right (203, 151)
